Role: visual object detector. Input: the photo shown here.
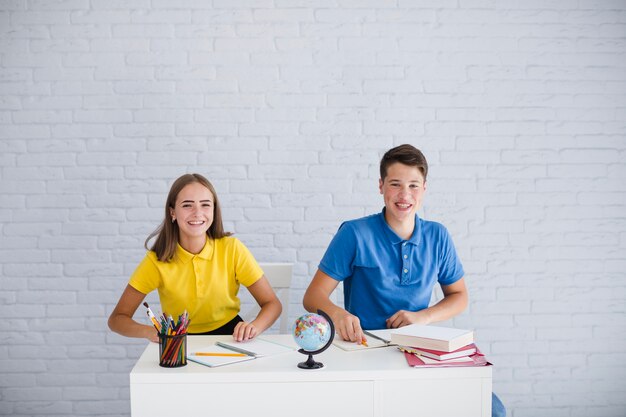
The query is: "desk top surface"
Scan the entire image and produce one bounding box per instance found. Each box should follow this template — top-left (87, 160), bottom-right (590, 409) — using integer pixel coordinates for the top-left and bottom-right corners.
top-left (130, 334), bottom-right (491, 384)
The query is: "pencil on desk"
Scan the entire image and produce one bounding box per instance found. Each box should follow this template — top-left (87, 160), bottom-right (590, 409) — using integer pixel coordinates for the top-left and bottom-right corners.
top-left (360, 337), bottom-right (368, 347)
top-left (190, 352), bottom-right (248, 357)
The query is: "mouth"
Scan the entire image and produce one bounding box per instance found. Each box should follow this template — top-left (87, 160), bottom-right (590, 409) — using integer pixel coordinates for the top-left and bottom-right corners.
top-left (394, 202), bottom-right (413, 211)
top-left (187, 220), bottom-right (205, 226)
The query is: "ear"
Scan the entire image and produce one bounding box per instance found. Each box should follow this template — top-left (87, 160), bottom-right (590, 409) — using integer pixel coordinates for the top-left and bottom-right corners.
top-left (169, 207), bottom-right (175, 220)
top-left (379, 178), bottom-right (383, 194)
top-left (423, 180), bottom-right (427, 192)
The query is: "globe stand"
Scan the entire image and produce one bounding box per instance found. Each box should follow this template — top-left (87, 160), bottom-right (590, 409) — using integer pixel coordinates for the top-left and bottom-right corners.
top-left (295, 309), bottom-right (335, 370)
top-left (297, 352), bottom-right (324, 370)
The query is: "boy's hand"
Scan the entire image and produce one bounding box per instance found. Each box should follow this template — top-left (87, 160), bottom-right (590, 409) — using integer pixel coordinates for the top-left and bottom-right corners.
top-left (386, 310), bottom-right (430, 328)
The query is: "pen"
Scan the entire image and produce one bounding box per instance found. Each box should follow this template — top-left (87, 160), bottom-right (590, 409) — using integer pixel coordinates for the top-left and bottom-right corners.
top-left (143, 302), bottom-right (161, 332)
top-left (363, 330), bottom-right (390, 345)
top-left (190, 352), bottom-right (248, 357)
top-left (398, 346), bottom-right (421, 356)
top-left (360, 338), bottom-right (369, 347)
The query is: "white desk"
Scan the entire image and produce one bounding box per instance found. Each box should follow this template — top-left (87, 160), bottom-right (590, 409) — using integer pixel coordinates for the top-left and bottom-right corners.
top-left (130, 335), bottom-right (492, 417)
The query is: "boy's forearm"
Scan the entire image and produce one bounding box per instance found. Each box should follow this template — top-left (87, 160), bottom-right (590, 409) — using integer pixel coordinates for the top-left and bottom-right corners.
top-left (422, 291), bottom-right (468, 324)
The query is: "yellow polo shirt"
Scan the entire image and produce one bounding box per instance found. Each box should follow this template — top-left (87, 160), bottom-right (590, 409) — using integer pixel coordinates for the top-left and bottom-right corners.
top-left (129, 236), bottom-right (263, 333)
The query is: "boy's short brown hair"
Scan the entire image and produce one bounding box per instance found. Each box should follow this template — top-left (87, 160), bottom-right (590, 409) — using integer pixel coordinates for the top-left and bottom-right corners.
top-left (380, 144), bottom-right (428, 181)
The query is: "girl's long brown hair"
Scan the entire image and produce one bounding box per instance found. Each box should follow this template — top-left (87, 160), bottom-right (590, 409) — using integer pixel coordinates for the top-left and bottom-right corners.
top-left (145, 173), bottom-right (231, 262)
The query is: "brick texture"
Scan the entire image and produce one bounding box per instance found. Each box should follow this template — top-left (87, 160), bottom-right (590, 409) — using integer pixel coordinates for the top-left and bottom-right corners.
top-left (1, 2), bottom-right (625, 416)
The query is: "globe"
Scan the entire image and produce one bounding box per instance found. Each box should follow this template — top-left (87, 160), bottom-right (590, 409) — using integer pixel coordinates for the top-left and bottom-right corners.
top-left (292, 313), bottom-right (332, 351)
top-left (292, 310), bottom-right (335, 369)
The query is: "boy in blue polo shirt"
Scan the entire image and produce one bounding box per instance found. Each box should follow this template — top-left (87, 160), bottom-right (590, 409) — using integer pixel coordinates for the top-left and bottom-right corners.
top-left (303, 144), bottom-right (506, 417)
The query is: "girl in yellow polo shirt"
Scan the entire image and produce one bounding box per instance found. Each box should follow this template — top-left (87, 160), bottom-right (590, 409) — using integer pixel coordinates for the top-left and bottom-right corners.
top-left (108, 173), bottom-right (282, 342)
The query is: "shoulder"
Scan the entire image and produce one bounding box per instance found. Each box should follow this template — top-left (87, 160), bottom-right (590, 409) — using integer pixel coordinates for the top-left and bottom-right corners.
top-left (132, 251), bottom-right (162, 278)
top-left (329, 213), bottom-right (382, 250)
top-left (339, 212), bottom-right (381, 233)
top-left (214, 235), bottom-right (249, 252)
top-left (420, 218), bottom-right (453, 241)
top-left (144, 250), bottom-right (160, 264)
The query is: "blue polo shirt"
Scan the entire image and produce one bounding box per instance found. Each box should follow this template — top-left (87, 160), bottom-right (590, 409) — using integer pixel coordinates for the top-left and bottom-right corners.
top-left (319, 209), bottom-right (464, 330)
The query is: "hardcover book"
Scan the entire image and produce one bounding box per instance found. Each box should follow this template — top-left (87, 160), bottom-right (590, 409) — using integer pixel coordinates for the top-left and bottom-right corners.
top-left (399, 343), bottom-right (477, 361)
top-left (390, 324), bottom-right (474, 352)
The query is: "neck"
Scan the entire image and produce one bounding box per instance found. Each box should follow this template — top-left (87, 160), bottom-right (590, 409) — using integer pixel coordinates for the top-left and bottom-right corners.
top-left (384, 213), bottom-right (415, 241)
top-left (179, 235), bottom-right (207, 255)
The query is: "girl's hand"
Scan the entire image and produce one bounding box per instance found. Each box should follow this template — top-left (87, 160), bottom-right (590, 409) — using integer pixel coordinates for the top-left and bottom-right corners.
top-left (232, 321), bottom-right (258, 342)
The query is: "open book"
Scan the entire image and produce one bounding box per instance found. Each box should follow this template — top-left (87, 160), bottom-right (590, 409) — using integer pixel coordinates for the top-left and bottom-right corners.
top-left (332, 329), bottom-right (396, 351)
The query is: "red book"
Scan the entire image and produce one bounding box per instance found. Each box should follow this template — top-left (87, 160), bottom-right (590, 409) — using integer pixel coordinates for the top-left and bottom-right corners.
top-left (400, 343), bottom-right (478, 361)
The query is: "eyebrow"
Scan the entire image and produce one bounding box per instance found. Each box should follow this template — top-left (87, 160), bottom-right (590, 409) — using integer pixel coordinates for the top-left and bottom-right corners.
top-left (388, 179), bottom-right (422, 183)
top-left (180, 199), bottom-right (212, 203)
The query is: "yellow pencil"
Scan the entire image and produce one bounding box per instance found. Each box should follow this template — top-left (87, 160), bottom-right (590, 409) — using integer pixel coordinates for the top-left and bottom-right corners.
top-left (190, 352), bottom-right (248, 357)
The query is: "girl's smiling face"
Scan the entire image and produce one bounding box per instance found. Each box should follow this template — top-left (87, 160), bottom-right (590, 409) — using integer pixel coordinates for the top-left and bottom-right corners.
top-left (169, 182), bottom-right (214, 250)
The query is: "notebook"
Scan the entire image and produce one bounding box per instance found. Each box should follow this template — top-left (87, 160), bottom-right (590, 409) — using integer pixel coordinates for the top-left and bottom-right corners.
top-left (332, 329), bottom-right (396, 351)
top-left (187, 344), bottom-right (255, 367)
top-left (215, 337), bottom-right (296, 357)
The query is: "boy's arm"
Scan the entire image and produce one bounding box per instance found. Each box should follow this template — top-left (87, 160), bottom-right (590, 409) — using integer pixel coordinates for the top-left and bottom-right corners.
top-left (386, 277), bottom-right (469, 328)
top-left (303, 269), bottom-right (365, 343)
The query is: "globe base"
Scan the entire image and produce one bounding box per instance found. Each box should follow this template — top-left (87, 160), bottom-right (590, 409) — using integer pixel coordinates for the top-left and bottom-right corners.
top-left (297, 353), bottom-right (324, 370)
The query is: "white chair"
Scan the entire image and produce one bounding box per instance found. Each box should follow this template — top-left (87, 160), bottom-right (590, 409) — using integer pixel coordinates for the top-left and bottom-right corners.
top-left (243, 262), bottom-right (292, 334)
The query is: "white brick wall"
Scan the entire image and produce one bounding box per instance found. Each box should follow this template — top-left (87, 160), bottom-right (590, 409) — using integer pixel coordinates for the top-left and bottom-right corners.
top-left (1, 2), bottom-right (625, 416)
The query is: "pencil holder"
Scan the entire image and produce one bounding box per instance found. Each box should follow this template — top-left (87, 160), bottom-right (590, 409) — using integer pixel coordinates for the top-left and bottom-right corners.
top-left (158, 333), bottom-right (187, 368)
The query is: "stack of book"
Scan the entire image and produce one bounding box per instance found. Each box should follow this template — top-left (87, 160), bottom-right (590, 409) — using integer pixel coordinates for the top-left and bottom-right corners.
top-left (390, 324), bottom-right (488, 368)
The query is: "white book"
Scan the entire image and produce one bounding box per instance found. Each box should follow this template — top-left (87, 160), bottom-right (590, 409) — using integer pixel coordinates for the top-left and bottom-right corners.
top-left (390, 324), bottom-right (474, 352)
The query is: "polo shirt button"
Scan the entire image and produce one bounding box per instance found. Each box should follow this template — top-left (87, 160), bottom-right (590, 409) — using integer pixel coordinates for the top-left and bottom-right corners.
top-left (403, 254), bottom-right (408, 259)
top-left (402, 242), bottom-right (407, 246)
top-left (403, 268), bottom-right (408, 273)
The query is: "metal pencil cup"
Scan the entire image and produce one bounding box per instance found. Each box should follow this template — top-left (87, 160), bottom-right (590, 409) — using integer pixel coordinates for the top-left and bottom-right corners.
top-left (158, 333), bottom-right (187, 368)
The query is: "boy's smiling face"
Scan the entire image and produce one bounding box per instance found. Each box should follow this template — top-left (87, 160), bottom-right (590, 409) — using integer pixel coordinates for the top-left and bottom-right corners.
top-left (379, 162), bottom-right (427, 229)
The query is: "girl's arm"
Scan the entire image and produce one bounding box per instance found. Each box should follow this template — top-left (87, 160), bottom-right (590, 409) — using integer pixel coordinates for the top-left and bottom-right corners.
top-left (232, 276), bottom-right (282, 341)
top-left (108, 284), bottom-right (159, 342)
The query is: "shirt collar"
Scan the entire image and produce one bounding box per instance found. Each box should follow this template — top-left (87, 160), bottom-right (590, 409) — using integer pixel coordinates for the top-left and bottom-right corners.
top-left (378, 208), bottom-right (422, 246)
top-left (175, 237), bottom-right (214, 263)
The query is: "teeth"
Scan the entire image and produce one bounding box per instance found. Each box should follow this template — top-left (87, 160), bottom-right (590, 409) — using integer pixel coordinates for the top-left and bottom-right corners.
top-left (189, 221), bottom-right (204, 225)
top-left (396, 203), bottom-right (411, 208)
